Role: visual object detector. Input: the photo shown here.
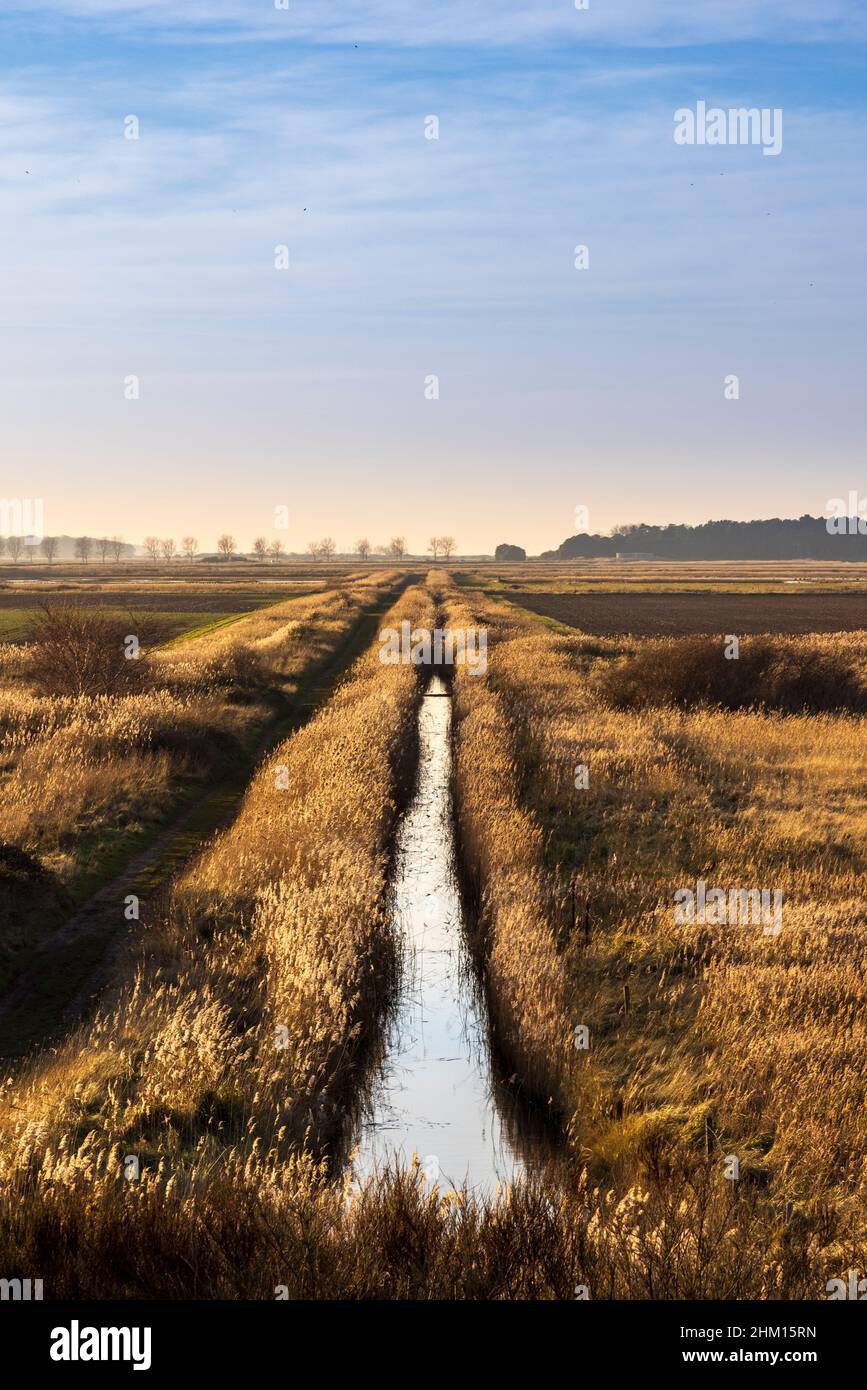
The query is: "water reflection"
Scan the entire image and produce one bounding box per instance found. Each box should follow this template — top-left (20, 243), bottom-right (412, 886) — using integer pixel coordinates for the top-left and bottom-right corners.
top-left (354, 674), bottom-right (549, 1193)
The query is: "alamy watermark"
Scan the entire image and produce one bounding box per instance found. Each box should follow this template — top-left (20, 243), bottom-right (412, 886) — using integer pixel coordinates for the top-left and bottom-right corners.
top-left (1, 1276), bottom-right (43, 1300)
top-left (50, 1323), bottom-right (151, 1371)
top-left (379, 621), bottom-right (487, 675)
top-left (826, 1270), bottom-right (867, 1300)
top-left (674, 879), bottom-right (783, 936)
top-left (674, 102), bottom-right (783, 157)
top-left (825, 491), bottom-right (867, 535)
top-left (0, 497), bottom-right (43, 543)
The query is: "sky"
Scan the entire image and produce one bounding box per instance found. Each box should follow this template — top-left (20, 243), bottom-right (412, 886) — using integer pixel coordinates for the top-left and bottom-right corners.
top-left (0, 1), bottom-right (865, 555)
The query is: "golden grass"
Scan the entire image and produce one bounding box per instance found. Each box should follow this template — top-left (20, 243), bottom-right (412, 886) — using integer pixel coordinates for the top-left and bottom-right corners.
top-left (0, 1155), bottom-right (839, 1300)
top-left (442, 581), bottom-right (866, 1268)
top-left (0, 573), bottom-right (394, 882)
top-left (0, 574), bottom-right (861, 1299)
top-left (0, 581), bottom-right (435, 1181)
top-left (441, 584), bottom-right (573, 1115)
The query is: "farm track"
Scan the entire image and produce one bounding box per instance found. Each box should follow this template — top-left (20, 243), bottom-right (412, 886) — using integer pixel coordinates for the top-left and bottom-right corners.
top-left (0, 581), bottom-right (412, 1055)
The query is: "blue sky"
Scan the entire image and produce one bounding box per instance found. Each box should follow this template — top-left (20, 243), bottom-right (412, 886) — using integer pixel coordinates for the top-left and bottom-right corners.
top-left (1, 1), bottom-right (865, 553)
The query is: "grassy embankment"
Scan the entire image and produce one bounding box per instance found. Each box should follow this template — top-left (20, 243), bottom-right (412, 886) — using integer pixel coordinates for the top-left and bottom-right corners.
top-left (441, 578), bottom-right (866, 1294)
top-left (0, 574), bottom-right (398, 996)
top-left (0, 582), bottom-right (439, 1295)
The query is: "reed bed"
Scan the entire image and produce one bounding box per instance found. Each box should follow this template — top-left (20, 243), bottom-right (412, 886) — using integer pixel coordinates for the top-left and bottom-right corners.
top-left (0, 583), bottom-right (435, 1202)
top-left (442, 585), bottom-right (575, 1118)
top-left (0, 576), bottom-right (861, 1299)
top-left (441, 580), bottom-right (866, 1282)
top-left (0, 573), bottom-right (395, 966)
top-left (0, 1155), bottom-right (846, 1300)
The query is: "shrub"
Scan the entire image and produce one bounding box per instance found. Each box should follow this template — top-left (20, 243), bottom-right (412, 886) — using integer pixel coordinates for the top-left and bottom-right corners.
top-left (26, 603), bottom-right (152, 697)
top-left (593, 635), bottom-right (867, 714)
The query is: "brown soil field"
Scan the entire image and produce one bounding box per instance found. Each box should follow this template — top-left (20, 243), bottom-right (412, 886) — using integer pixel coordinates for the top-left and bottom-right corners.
top-left (503, 590), bottom-right (867, 635)
top-left (0, 584), bottom-right (312, 615)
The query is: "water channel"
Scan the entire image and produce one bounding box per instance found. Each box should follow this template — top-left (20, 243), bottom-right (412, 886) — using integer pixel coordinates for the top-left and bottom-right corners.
top-left (353, 674), bottom-right (533, 1192)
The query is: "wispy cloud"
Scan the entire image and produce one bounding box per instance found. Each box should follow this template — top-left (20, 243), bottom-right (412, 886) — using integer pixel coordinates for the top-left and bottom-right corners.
top-left (3, 0), bottom-right (866, 47)
top-left (1, 65), bottom-right (859, 326)
top-left (0, 4), bottom-right (864, 548)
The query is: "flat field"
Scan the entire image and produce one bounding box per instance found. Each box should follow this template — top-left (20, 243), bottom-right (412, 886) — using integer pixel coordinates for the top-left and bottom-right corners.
top-left (0, 571), bottom-right (334, 642)
top-left (0, 560), bottom-right (862, 1301)
top-left (463, 560), bottom-right (867, 593)
top-left (498, 588), bottom-right (867, 634)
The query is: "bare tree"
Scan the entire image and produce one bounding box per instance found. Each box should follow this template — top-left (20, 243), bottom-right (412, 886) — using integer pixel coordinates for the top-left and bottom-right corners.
top-left (319, 537), bottom-right (336, 560)
top-left (74, 536), bottom-right (92, 564)
top-left (439, 535), bottom-right (456, 559)
top-left (267, 539), bottom-right (283, 563)
top-left (161, 538), bottom-right (177, 562)
top-left (182, 536), bottom-right (198, 560)
top-left (217, 534), bottom-right (236, 558)
top-left (40, 536), bottom-right (58, 564)
top-left (110, 535), bottom-right (125, 562)
top-left (356, 538), bottom-right (371, 560)
top-left (97, 536), bottom-right (111, 563)
top-left (253, 537), bottom-right (268, 561)
top-left (373, 543), bottom-right (389, 555)
top-left (388, 536), bottom-right (407, 559)
top-left (144, 536), bottom-right (161, 563)
top-left (28, 604), bottom-right (152, 698)
top-left (8, 535), bottom-right (24, 563)
top-left (306, 540), bottom-right (321, 559)
top-left (427, 536), bottom-right (440, 561)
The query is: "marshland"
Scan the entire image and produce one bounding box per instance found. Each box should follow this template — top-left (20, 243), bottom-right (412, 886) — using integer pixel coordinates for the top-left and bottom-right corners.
top-left (0, 561), bottom-right (864, 1299)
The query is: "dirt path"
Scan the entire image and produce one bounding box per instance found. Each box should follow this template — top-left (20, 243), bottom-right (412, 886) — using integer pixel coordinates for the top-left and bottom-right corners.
top-left (0, 587), bottom-right (407, 1056)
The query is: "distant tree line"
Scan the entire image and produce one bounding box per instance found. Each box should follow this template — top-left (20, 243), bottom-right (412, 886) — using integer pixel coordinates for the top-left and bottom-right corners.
top-left (307, 537), bottom-right (454, 560)
top-left (1, 532), bottom-right (459, 564)
top-left (0, 535), bottom-right (128, 563)
top-left (548, 516), bottom-right (867, 561)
